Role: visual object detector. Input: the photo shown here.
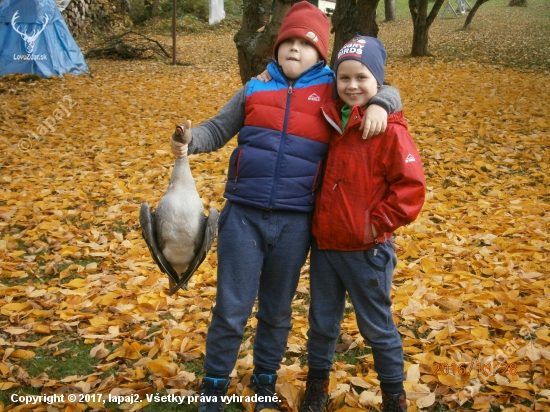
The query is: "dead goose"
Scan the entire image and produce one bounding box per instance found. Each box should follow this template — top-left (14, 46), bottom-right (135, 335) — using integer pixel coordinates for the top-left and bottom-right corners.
top-left (140, 121), bottom-right (218, 295)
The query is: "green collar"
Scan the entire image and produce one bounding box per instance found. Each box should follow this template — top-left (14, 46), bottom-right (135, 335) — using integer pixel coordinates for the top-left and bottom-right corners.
top-left (341, 104), bottom-right (352, 131)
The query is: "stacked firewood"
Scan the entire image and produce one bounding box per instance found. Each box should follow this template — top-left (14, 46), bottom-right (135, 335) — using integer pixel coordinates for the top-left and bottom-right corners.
top-left (62, 0), bottom-right (128, 35)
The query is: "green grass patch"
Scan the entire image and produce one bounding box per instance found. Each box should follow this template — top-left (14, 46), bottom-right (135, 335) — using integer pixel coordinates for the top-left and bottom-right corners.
top-left (0, 387), bottom-right (43, 407)
top-left (181, 359), bottom-right (204, 375)
top-left (333, 346), bottom-right (372, 369)
top-left (0, 340), bottom-right (101, 406)
top-left (0, 274), bottom-right (30, 287)
top-left (22, 340), bottom-right (99, 379)
top-left (377, 0), bottom-right (413, 21)
top-left (112, 220), bottom-right (130, 234)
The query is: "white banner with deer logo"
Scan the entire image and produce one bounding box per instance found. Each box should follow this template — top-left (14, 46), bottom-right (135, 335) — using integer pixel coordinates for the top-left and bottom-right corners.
top-left (0, 0), bottom-right (88, 77)
top-left (11, 10), bottom-right (49, 59)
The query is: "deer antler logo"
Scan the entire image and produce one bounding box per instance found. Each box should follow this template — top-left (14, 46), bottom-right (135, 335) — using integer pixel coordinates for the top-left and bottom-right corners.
top-left (11, 11), bottom-right (49, 54)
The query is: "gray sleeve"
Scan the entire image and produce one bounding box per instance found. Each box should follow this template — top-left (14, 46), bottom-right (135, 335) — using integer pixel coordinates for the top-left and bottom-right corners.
top-left (368, 85), bottom-right (403, 114)
top-left (187, 84), bottom-right (248, 154)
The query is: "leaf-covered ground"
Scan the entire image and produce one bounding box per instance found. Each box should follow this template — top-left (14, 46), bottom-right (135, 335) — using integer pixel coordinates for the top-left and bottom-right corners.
top-left (0, 0), bottom-right (549, 411)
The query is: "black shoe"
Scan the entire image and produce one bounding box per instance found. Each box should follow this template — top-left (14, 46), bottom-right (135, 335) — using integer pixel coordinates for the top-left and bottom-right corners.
top-left (249, 374), bottom-right (279, 411)
top-left (197, 377), bottom-right (230, 412)
top-left (381, 390), bottom-right (407, 412)
top-left (299, 379), bottom-right (328, 412)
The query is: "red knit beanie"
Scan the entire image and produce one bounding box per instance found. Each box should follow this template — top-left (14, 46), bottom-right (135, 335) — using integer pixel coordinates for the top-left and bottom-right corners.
top-left (273, 1), bottom-right (330, 64)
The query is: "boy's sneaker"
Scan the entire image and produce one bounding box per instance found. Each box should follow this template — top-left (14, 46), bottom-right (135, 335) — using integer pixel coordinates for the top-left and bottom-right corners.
top-left (249, 374), bottom-right (279, 411)
top-left (299, 379), bottom-right (328, 412)
top-left (381, 390), bottom-right (407, 412)
top-left (198, 377), bottom-right (230, 412)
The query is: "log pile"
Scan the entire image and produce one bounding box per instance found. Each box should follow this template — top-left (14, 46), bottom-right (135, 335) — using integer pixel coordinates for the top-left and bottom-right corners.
top-left (62, 0), bottom-right (128, 36)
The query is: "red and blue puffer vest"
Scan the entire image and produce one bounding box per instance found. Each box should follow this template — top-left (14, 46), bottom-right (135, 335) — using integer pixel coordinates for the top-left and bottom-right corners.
top-left (224, 60), bottom-right (334, 212)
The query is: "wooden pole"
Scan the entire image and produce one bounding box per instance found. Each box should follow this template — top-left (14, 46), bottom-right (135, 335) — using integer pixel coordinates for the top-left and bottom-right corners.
top-left (172, 0), bottom-right (176, 64)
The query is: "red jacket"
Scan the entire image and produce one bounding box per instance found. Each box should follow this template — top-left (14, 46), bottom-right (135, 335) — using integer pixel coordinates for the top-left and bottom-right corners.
top-left (312, 103), bottom-right (426, 251)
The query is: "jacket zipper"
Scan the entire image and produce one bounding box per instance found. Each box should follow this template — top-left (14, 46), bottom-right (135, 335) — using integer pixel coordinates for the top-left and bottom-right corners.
top-left (310, 160), bottom-right (323, 203)
top-left (265, 61), bottom-right (327, 209)
top-left (233, 148), bottom-right (243, 189)
top-left (268, 85), bottom-right (293, 208)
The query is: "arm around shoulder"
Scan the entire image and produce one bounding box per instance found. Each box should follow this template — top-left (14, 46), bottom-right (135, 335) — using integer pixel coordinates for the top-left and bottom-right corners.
top-left (360, 85), bottom-right (403, 139)
top-left (369, 85), bottom-right (403, 115)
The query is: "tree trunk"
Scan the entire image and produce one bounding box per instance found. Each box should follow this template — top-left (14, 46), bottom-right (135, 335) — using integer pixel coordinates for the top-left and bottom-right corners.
top-left (329, 0), bottom-right (380, 69)
top-left (463, 0), bottom-right (489, 29)
top-left (385, 0), bottom-right (397, 21)
top-left (409, 0), bottom-right (445, 57)
top-left (151, 0), bottom-right (161, 17)
top-left (508, 0), bottom-right (527, 6)
top-left (234, 0), bottom-right (297, 84)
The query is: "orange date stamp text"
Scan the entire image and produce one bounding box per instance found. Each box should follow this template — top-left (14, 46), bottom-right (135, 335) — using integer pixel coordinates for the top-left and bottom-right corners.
top-left (432, 361), bottom-right (517, 377)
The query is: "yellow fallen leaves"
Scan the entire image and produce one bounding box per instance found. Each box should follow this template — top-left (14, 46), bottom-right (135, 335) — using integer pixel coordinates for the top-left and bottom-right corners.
top-left (4, 349), bottom-right (36, 360)
top-left (0, 25), bottom-right (549, 411)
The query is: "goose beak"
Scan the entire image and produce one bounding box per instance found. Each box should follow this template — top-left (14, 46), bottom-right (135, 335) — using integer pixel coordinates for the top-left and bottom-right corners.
top-left (173, 125), bottom-right (187, 144)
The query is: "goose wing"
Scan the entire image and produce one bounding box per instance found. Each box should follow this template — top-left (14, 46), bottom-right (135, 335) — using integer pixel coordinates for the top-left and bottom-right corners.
top-left (139, 202), bottom-right (181, 285)
top-left (168, 207), bottom-right (219, 295)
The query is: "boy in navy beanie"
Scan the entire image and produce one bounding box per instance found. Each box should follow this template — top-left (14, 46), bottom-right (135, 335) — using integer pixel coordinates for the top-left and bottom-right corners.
top-left (300, 36), bottom-right (426, 412)
top-left (336, 36), bottom-right (386, 85)
top-left (171, 7), bottom-right (402, 409)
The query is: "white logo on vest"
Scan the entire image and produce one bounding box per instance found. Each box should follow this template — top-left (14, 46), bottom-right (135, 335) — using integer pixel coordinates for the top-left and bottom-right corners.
top-left (308, 93), bottom-right (321, 102)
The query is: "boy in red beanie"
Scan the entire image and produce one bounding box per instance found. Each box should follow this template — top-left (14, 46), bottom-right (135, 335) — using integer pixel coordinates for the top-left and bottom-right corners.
top-left (170, 6), bottom-right (402, 412)
top-left (300, 36), bottom-right (426, 412)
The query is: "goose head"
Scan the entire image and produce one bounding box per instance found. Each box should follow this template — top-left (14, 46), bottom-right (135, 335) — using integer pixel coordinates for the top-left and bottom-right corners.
top-left (173, 120), bottom-right (192, 145)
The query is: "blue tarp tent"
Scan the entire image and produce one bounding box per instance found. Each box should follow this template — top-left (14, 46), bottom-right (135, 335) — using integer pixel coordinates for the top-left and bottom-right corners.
top-left (0, 0), bottom-right (88, 77)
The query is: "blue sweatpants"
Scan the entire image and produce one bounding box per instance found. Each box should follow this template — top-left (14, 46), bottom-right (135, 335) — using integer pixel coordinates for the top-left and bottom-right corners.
top-left (203, 201), bottom-right (312, 377)
top-left (307, 238), bottom-right (406, 384)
